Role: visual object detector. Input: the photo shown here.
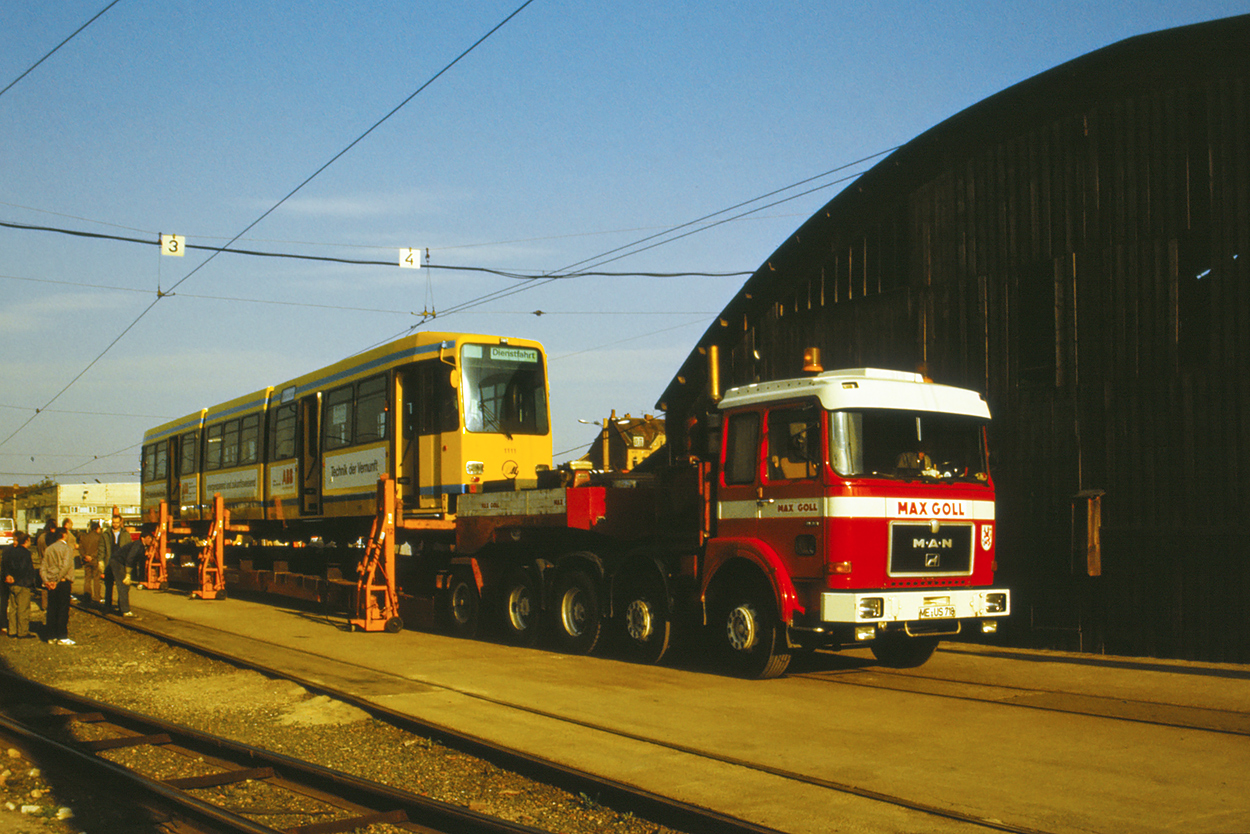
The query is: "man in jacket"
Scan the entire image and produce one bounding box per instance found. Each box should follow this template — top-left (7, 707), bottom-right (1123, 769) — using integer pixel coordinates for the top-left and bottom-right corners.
top-left (111, 524), bottom-right (153, 618)
top-left (2, 532), bottom-right (38, 638)
top-left (99, 515), bottom-right (129, 613)
top-left (40, 527), bottom-right (75, 644)
top-left (78, 520), bottom-right (102, 604)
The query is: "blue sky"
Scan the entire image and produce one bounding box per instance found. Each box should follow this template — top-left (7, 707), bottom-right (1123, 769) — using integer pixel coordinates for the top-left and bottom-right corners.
top-left (1, 1), bottom-right (1243, 484)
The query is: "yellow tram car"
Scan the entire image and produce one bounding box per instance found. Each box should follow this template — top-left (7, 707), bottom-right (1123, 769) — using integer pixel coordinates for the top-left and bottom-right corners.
top-left (141, 333), bottom-right (552, 538)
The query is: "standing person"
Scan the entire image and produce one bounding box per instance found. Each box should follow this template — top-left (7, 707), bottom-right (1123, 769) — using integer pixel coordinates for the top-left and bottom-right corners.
top-left (0, 534), bottom-right (8, 633)
top-left (99, 515), bottom-right (129, 613)
top-left (3, 532), bottom-right (38, 639)
top-left (78, 520), bottom-right (102, 604)
top-left (40, 527), bottom-right (75, 644)
top-left (61, 517), bottom-right (79, 566)
top-left (33, 517), bottom-right (55, 611)
top-left (111, 524), bottom-right (153, 618)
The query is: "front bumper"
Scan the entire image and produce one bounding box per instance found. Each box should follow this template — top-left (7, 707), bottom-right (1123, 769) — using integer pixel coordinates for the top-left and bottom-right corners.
top-left (821, 588), bottom-right (1011, 624)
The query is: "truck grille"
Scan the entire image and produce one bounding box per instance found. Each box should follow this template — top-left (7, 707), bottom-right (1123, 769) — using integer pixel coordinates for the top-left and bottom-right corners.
top-left (888, 522), bottom-right (973, 576)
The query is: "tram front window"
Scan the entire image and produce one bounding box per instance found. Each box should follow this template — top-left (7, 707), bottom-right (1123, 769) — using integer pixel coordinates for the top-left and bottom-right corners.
top-left (461, 344), bottom-right (549, 435)
top-left (829, 409), bottom-right (988, 482)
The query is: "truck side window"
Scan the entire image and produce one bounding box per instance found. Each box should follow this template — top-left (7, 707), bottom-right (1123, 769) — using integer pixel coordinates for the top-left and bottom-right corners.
top-left (723, 412), bottom-right (760, 485)
top-left (767, 404), bottom-right (821, 481)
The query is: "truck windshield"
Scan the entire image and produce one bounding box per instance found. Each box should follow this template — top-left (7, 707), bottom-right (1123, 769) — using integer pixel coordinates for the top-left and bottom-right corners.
top-left (461, 344), bottom-right (549, 435)
top-left (828, 409), bottom-right (988, 482)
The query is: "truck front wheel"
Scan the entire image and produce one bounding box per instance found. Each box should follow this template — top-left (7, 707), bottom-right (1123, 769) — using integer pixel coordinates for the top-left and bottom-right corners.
top-left (715, 585), bottom-right (790, 679)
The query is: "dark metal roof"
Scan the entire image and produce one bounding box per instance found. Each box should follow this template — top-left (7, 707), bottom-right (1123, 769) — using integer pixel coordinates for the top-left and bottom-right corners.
top-left (657, 13), bottom-right (1250, 412)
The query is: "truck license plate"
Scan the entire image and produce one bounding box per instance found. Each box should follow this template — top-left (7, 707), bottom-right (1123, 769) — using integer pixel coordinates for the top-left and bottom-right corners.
top-left (919, 605), bottom-right (956, 619)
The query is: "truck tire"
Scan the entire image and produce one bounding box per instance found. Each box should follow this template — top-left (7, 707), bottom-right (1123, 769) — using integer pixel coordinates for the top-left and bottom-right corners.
top-left (550, 568), bottom-right (601, 655)
top-left (715, 584), bottom-right (790, 679)
top-left (438, 568), bottom-right (479, 638)
top-left (871, 634), bottom-right (939, 668)
top-left (499, 566), bottom-right (541, 647)
top-left (616, 574), bottom-right (671, 665)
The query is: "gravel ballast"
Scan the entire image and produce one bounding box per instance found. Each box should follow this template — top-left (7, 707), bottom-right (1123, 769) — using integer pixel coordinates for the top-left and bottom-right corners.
top-left (1, 599), bottom-right (687, 834)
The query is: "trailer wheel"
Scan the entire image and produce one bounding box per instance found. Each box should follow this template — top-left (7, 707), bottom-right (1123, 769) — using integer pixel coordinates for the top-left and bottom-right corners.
top-left (550, 568), bottom-right (601, 655)
top-left (617, 575), bottom-right (671, 664)
top-left (715, 584), bottom-right (790, 679)
top-left (499, 567), bottom-right (541, 647)
top-left (439, 569), bottom-right (480, 638)
top-left (871, 635), bottom-right (939, 668)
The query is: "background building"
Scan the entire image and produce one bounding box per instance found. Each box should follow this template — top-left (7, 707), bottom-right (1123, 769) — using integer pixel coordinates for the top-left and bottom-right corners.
top-left (659, 15), bottom-right (1250, 662)
top-left (12, 482), bottom-right (141, 535)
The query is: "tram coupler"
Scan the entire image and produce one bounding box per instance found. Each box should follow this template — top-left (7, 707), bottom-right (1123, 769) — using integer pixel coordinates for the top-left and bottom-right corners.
top-left (192, 493), bottom-right (227, 600)
top-left (350, 476), bottom-right (403, 633)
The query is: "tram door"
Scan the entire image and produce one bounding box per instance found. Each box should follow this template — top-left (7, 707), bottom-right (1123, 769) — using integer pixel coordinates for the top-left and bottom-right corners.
top-left (403, 362), bottom-right (458, 511)
top-left (299, 393), bottom-right (321, 515)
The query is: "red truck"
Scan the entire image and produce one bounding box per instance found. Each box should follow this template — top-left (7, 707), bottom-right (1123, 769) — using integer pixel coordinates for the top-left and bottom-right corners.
top-left (442, 366), bottom-right (1010, 678)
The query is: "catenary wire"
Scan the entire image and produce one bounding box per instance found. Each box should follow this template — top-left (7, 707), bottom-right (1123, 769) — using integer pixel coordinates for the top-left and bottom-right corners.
top-left (0, 221), bottom-right (751, 279)
top-left (0, 0), bottom-right (535, 454)
top-left (0, 0), bottom-right (124, 99)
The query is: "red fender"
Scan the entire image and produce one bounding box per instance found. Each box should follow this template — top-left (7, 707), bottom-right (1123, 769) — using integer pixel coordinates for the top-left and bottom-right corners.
top-left (701, 537), bottom-right (804, 625)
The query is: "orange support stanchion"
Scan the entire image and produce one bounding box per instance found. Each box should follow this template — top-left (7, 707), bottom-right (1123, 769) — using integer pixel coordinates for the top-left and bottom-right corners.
top-left (142, 500), bottom-right (170, 590)
top-left (350, 476), bottom-right (402, 633)
top-left (192, 493), bottom-right (227, 600)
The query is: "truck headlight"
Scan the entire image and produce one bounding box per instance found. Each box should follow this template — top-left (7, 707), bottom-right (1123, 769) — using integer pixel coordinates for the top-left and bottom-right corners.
top-left (858, 597), bottom-right (883, 619)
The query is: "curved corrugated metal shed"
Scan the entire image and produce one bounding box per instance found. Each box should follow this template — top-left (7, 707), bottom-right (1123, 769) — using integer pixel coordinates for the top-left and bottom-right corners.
top-left (658, 14), bottom-right (1250, 662)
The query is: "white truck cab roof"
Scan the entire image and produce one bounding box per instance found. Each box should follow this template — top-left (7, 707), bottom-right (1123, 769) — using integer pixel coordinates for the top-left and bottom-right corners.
top-left (718, 368), bottom-right (991, 419)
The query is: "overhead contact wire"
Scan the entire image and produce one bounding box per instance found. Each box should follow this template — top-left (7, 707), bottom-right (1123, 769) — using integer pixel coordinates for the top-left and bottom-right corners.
top-left (0, 1), bottom-right (536, 454)
top-left (0, 0), bottom-right (124, 99)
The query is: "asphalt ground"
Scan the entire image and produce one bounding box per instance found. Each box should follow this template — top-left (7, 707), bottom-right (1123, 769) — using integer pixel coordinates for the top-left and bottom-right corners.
top-left (105, 585), bottom-right (1250, 834)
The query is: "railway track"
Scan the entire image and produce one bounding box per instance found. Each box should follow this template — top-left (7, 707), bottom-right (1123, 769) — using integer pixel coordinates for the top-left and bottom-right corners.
top-left (0, 670), bottom-right (563, 834)
top-left (787, 649), bottom-right (1250, 737)
top-left (80, 611), bottom-right (1064, 834)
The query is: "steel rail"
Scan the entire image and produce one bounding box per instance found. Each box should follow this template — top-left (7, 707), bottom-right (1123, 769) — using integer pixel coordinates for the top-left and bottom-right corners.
top-left (0, 709), bottom-right (284, 834)
top-left (0, 669), bottom-right (558, 834)
top-left (787, 663), bottom-right (1250, 737)
top-left (95, 609), bottom-right (1054, 834)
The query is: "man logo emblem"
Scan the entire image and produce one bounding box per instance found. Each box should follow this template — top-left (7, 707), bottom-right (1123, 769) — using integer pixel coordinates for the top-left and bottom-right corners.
top-left (925, 553), bottom-right (941, 567)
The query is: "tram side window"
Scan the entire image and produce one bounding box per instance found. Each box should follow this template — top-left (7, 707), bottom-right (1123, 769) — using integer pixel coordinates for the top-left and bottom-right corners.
top-left (142, 442), bottom-right (167, 482)
top-left (409, 363), bottom-right (457, 435)
top-left (723, 412), bottom-right (761, 485)
top-left (355, 375), bottom-right (388, 444)
top-left (325, 386), bottom-right (354, 450)
top-left (270, 403), bottom-right (297, 460)
top-left (179, 432), bottom-right (198, 476)
top-left (205, 424), bottom-right (224, 470)
top-left (221, 419), bottom-right (240, 468)
top-left (239, 414), bottom-right (260, 464)
top-left (766, 404), bottom-right (821, 481)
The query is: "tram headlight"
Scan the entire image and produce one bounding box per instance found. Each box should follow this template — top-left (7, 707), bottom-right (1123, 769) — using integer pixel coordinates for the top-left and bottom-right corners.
top-left (858, 597), bottom-right (883, 620)
top-left (466, 461), bottom-right (485, 476)
top-left (985, 593), bottom-right (1007, 613)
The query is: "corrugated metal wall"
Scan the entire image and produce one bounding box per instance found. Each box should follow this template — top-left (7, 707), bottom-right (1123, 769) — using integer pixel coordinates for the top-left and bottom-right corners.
top-left (664, 22), bottom-right (1250, 662)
